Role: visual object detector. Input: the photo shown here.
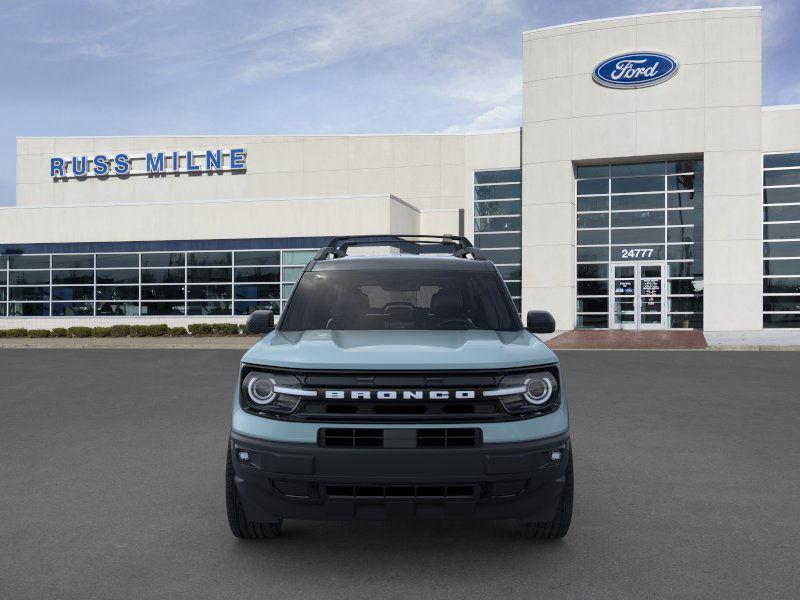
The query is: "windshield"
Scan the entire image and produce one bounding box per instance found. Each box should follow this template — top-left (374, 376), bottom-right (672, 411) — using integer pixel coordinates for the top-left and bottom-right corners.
top-left (279, 269), bottom-right (521, 332)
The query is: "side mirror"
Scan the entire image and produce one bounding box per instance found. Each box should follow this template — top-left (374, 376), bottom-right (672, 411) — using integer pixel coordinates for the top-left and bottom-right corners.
top-left (526, 310), bottom-right (555, 334)
top-left (247, 310), bottom-right (275, 334)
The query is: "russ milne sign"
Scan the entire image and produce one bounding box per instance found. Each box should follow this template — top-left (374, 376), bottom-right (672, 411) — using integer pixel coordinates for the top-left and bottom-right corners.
top-left (50, 148), bottom-right (246, 179)
top-left (593, 52), bottom-right (678, 89)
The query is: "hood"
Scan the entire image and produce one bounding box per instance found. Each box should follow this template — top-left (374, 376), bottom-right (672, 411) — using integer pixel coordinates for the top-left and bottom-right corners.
top-left (242, 329), bottom-right (557, 370)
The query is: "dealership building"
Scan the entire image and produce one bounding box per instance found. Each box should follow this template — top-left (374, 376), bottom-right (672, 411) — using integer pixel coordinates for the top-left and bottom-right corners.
top-left (2, 6), bottom-right (800, 333)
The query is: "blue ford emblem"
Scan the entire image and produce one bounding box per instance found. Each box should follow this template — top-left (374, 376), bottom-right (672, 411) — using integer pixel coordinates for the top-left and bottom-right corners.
top-left (593, 52), bottom-right (679, 89)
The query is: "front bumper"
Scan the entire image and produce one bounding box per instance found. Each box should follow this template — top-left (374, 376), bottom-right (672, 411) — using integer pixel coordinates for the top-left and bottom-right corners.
top-left (230, 431), bottom-right (570, 522)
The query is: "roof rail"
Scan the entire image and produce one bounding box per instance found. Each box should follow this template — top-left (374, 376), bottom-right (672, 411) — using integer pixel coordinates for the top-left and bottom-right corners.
top-left (313, 234), bottom-right (486, 261)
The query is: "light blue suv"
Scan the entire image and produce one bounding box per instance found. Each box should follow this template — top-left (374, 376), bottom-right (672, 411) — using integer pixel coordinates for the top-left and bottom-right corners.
top-left (226, 235), bottom-right (572, 539)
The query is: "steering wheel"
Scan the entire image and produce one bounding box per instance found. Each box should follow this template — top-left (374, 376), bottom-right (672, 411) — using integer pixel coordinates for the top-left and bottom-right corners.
top-left (436, 317), bottom-right (475, 329)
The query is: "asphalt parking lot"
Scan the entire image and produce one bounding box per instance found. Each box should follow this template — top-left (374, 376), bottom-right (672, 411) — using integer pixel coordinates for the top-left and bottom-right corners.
top-left (1, 349), bottom-right (799, 599)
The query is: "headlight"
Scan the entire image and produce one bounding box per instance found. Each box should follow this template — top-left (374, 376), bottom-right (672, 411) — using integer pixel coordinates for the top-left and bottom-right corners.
top-left (240, 369), bottom-right (316, 415)
top-left (484, 368), bottom-right (559, 415)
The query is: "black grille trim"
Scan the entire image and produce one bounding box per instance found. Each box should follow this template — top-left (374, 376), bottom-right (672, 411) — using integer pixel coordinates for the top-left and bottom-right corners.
top-left (319, 428), bottom-right (481, 448)
top-left (323, 484), bottom-right (479, 499)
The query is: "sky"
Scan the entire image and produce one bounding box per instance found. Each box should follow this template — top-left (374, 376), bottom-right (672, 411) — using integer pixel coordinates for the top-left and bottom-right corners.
top-left (1, 0), bottom-right (798, 206)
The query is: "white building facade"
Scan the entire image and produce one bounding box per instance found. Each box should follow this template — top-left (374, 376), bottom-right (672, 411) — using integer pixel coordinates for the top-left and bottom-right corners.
top-left (2, 6), bottom-right (800, 332)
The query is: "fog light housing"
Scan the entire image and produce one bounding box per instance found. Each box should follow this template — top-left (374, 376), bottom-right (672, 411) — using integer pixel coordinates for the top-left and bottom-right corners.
top-left (237, 450), bottom-right (250, 462)
top-left (550, 450), bottom-right (562, 462)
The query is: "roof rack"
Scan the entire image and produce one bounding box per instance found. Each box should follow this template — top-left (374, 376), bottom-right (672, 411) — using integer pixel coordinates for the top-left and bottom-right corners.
top-left (313, 234), bottom-right (486, 261)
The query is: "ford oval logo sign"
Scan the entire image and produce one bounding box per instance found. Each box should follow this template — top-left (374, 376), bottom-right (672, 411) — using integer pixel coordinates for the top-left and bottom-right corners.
top-left (593, 52), bottom-right (679, 89)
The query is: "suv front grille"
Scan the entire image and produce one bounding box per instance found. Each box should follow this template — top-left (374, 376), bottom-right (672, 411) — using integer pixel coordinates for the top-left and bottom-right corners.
top-left (319, 428), bottom-right (481, 448)
top-left (323, 484), bottom-right (479, 499)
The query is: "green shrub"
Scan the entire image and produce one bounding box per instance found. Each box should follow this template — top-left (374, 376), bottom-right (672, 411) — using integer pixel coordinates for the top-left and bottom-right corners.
top-left (67, 326), bottom-right (92, 338)
top-left (92, 327), bottom-right (113, 338)
top-left (27, 329), bottom-right (51, 338)
top-left (129, 325), bottom-right (149, 337)
top-left (50, 328), bottom-right (69, 338)
top-left (109, 324), bottom-right (132, 337)
top-left (0, 330), bottom-right (6, 338)
top-left (148, 324), bottom-right (169, 337)
top-left (212, 323), bottom-right (239, 336)
top-left (237, 323), bottom-right (249, 335)
top-left (188, 323), bottom-right (214, 336)
top-left (168, 326), bottom-right (188, 336)
top-left (5, 328), bottom-right (29, 337)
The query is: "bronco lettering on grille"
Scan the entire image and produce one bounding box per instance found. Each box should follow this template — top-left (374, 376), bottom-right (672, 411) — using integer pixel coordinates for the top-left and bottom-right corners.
top-left (323, 390), bottom-right (476, 400)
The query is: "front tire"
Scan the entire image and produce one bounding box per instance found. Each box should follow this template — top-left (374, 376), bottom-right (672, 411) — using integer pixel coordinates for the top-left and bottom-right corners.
top-left (517, 453), bottom-right (573, 539)
top-left (226, 446), bottom-right (282, 539)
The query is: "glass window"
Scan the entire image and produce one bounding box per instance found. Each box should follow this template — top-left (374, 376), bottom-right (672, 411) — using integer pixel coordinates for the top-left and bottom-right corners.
top-left (764, 223), bottom-right (800, 240)
top-left (52, 302), bottom-right (93, 317)
top-left (96, 269), bottom-right (138, 284)
top-left (763, 187), bottom-right (800, 204)
top-left (667, 191), bottom-right (702, 209)
top-left (668, 279), bottom-right (702, 295)
top-left (96, 254), bottom-right (137, 268)
top-left (234, 284), bottom-right (280, 300)
top-left (187, 285), bottom-right (232, 300)
top-left (577, 213), bottom-right (608, 229)
top-left (10, 287), bottom-right (49, 301)
top-left (667, 174), bottom-right (700, 191)
top-left (668, 262), bottom-right (696, 277)
top-left (764, 241), bottom-right (800, 258)
top-left (505, 281), bottom-right (521, 296)
top-left (141, 285), bottom-right (185, 300)
top-left (140, 302), bottom-right (185, 316)
top-left (764, 205), bottom-right (800, 223)
top-left (577, 281), bottom-right (608, 295)
top-left (0, 272), bottom-right (5, 286)
top-left (0, 255), bottom-right (6, 269)
top-left (52, 270), bottom-right (93, 284)
top-left (577, 247), bottom-right (609, 262)
top-left (282, 267), bottom-right (304, 282)
top-left (96, 302), bottom-right (139, 316)
top-left (234, 251), bottom-right (279, 266)
top-left (611, 162), bottom-right (664, 177)
top-left (475, 232), bottom-right (521, 248)
top-left (9, 271), bottom-right (50, 285)
top-left (667, 227), bottom-right (695, 244)
top-left (611, 246), bottom-right (665, 261)
top-left (611, 228), bottom-right (664, 245)
top-left (667, 245), bottom-right (694, 261)
top-left (764, 153), bottom-right (800, 168)
top-left (283, 250), bottom-right (316, 265)
top-left (611, 194), bottom-right (664, 211)
top-left (481, 249), bottom-right (521, 264)
top-left (764, 314), bottom-right (800, 327)
top-left (763, 296), bottom-right (800, 312)
top-left (187, 251), bottom-right (232, 266)
top-left (141, 268), bottom-right (185, 284)
top-left (576, 314), bottom-right (608, 328)
top-left (667, 160), bottom-right (702, 174)
top-left (576, 179), bottom-right (608, 195)
top-left (474, 184), bottom-right (521, 200)
top-left (141, 253), bottom-right (185, 268)
top-left (577, 197), bottom-right (608, 212)
top-left (669, 297), bottom-right (702, 312)
top-left (53, 286), bottom-right (94, 301)
top-left (187, 267), bottom-right (231, 283)
top-left (611, 176), bottom-right (663, 194)
top-left (577, 230), bottom-right (608, 245)
top-left (497, 265), bottom-right (521, 280)
top-left (576, 165), bottom-right (608, 178)
top-left (764, 170), bottom-right (800, 187)
top-left (8, 302), bottom-right (49, 316)
top-left (670, 314), bottom-right (703, 329)
top-left (187, 301), bottom-right (232, 315)
top-left (96, 286), bottom-right (139, 301)
top-left (282, 283), bottom-right (295, 299)
top-left (235, 300), bottom-right (281, 315)
top-left (667, 209), bottom-right (697, 226)
top-left (474, 170), bottom-right (520, 184)
top-left (474, 200), bottom-right (521, 216)
top-left (473, 216), bottom-right (521, 232)
top-left (52, 254), bottom-right (93, 269)
top-left (9, 255), bottom-right (49, 269)
top-left (577, 298), bottom-right (608, 312)
top-left (234, 266), bottom-right (280, 282)
top-left (611, 210), bottom-right (664, 228)
top-left (763, 278), bottom-right (800, 294)
top-left (764, 259), bottom-right (800, 276)
top-left (577, 264), bottom-right (608, 279)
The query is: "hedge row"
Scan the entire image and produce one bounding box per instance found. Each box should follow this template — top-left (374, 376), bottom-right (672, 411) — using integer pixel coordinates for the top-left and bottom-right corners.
top-left (0, 323), bottom-right (254, 338)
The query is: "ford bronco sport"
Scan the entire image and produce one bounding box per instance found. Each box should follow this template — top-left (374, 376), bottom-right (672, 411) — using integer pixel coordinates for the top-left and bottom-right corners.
top-left (226, 235), bottom-right (572, 539)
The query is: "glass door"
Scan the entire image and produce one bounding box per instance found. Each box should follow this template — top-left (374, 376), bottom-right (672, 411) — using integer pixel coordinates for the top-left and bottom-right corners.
top-left (610, 262), bottom-right (666, 330)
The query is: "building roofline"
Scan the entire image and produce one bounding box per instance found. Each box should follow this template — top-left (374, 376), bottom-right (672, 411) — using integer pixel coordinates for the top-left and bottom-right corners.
top-left (522, 5), bottom-right (761, 36)
top-left (763, 104), bottom-right (800, 112)
top-left (16, 128), bottom-right (520, 141)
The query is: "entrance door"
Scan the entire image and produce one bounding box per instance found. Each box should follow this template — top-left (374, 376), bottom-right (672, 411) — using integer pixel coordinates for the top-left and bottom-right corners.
top-left (610, 262), bottom-right (666, 330)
